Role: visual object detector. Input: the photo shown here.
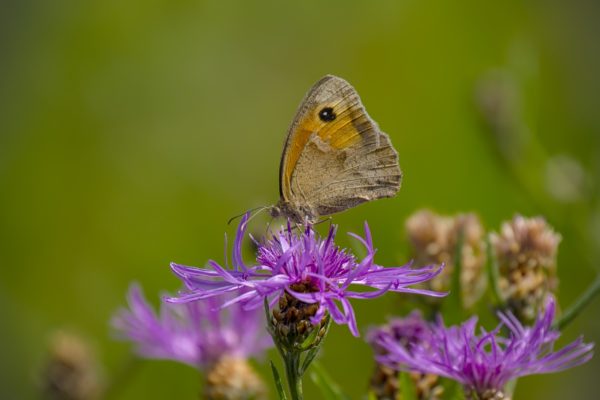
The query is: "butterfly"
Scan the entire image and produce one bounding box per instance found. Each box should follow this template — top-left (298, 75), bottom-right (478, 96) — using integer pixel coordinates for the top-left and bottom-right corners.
top-left (270, 75), bottom-right (402, 224)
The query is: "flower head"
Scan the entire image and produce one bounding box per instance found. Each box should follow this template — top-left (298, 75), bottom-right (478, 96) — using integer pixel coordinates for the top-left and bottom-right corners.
top-left (112, 283), bottom-right (271, 370)
top-left (375, 297), bottom-right (593, 399)
top-left (167, 215), bottom-right (444, 337)
top-left (367, 312), bottom-right (444, 400)
top-left (491, 215), bottom-right (561, 322)
top-left (367, 311), bottom-right (433, 357)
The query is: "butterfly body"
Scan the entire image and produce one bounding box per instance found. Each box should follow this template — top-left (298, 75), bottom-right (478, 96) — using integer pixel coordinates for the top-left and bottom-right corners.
top-left (273, 75), bottom-right (402, 224)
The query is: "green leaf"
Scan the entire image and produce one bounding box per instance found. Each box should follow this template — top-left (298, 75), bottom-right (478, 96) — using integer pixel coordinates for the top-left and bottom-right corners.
top-left (308, 361), bottom-right (350, 400)
top-left (270, 360), bottom-right (288, 400)
top-left (265, 297), bottom-right (275, 337)
top-left (299, 322), bottom-right (321, 350)
top-left (300, 345), bottom-right (320, 376)
top-left (367, 391), bottom-right (378, 400)
top-left (399, 372), bottom-right (417, 400)
top-left (300, 316), bottom-right (331, 374)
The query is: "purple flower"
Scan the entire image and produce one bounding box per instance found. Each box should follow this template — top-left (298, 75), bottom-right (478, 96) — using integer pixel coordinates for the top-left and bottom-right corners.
top-left (112, 283), bottom-right (272, 370)
top-left (166, 215), bottom-right (444, 337)
top-left (366, 310), bottom-right (432, 356)
top-left (375, 297), bottom-right (594, 397)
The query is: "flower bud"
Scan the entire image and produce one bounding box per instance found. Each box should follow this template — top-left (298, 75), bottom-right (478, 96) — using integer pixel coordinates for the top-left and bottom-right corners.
top-left (270, 283), bottom-right (328, 351)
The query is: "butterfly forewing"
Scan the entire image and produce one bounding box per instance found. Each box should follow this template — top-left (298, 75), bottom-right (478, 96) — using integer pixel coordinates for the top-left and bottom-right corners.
top-left (277, 75), bottom-right (402, 221)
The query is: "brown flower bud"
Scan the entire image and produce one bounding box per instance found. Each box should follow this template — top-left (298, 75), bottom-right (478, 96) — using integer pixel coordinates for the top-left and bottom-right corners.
top-left (39, 331), bottom-right (103, 400)
top-left (369, 365), bottom-right (444, 400)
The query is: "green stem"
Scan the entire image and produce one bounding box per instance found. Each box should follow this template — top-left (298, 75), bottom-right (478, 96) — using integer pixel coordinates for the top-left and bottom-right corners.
top-left (284, 351), bottom-right (303, 400)
top-left (485, 235), bottom-right (504, 308)
top-left (554, 274), bottom-right (600, 330)
top-left (439, 228), bottom-right (465, 325)
top-left (103, 355), bottom-right (143, 399)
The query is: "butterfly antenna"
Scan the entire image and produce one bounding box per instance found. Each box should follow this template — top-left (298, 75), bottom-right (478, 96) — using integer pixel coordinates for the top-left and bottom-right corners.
top-left (265, 214), bottom-right (275, 237)
top-left (227, 206), bottom-right (269, 226)
top-left (228, 205), bottom-right (274, 226)
top-left (245, 206), bottom-right (272, 226)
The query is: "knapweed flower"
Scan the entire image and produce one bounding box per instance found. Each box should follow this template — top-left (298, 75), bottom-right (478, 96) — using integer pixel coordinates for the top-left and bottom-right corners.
top-left (406, 210), bottom-right (487, 308)
top-left (367, 311), bottom-right (433, 357)
top-left (367, 312), bottom-right (443, 400)
top-left (167, 215), bottom-right (444, 337)
top-left (374, 297), bottom-right (593, 400)
top-left (491, 215), bottom-right (561, 323)
top-left (112, 284), bottom-right (271, 400)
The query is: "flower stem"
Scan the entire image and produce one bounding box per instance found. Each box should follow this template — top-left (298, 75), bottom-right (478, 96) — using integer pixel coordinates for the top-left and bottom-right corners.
top-left (265, 295), bottom-right (332, 400)
top-left (485, 235), bottom-right (505, 308)
top-left (554, 274), bottom-right (600, 330)
top-left (103, 355), bottom-right (143, 399)
top-left (284, 351), bottom-right (303, 400)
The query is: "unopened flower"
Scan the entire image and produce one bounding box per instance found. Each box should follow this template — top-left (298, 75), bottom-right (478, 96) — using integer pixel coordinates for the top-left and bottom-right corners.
top-left (40, 331), bottom-right (103, 400)
top-left (367, 312), bottom-right (443, 400)
top-left (112, 284), bottom-right (271, 399)
top-left (406, 210), bottom-right (487, 308)
top-left (167, 215), bottom-right (444, 337)
top-left (270, 284), bottom-right (329, 351)
top-left (375, 297), bottom-right (593, 400)
top-left (491, 215), bottom-right (561, 323)
top-left (545, 155), bottom-right (589, 203)
top-left (474, 70), bottom-right (525, 162)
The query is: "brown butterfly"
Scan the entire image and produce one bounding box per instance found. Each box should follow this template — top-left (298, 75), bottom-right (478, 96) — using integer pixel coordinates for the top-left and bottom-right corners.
top-left (270, 75), bottom-right (402, 223)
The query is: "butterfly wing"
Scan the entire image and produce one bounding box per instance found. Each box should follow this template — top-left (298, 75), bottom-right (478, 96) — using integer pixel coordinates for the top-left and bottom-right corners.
top-left (278, 75), bottom-right (402, 218)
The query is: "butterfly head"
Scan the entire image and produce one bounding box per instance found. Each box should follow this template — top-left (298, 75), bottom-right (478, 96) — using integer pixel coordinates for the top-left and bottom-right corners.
top-left (271, 200), bottom-right (318, 225)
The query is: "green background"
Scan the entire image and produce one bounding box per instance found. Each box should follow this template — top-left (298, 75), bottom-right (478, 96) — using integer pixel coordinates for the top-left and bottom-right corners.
top-left (1, 0), bottom-right (599, 398)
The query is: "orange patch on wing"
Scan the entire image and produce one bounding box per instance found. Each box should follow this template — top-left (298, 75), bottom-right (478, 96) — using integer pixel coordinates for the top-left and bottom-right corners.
top-left (282, 116), bottom-right (320, 196)
top-left (325, 117), bottom-right (362, 149)
top-left (282, 107), bottom-right (363, 196)
top-left (318, 106), bottom-right (363, 149)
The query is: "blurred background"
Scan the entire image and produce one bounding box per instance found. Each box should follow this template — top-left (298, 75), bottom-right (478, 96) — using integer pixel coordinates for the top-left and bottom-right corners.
top-left (1, 0), bottom-right (599, 398)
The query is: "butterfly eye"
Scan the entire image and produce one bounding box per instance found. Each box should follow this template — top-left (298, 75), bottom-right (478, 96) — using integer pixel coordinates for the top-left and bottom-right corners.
top-left (318, 107), bottom-right (336, 122)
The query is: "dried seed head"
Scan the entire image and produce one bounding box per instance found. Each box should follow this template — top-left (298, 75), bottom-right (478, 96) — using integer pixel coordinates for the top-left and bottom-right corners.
top-left (39, 331), bottom-right (103, 400)
top-left (410, 371), bottom-right (445, 400)
top-left (369, 365), bottom-right (444, 400)
top-left (369, 363), bottom-right (398, 400)
top-left (406, 210), bottom-right (487, 308)
top-left (465, 387), bottom-right (510, 400)
top-left (205, 357), bottom-right (267, 400)
top-left (491, 215), bottom-right (561, 322)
